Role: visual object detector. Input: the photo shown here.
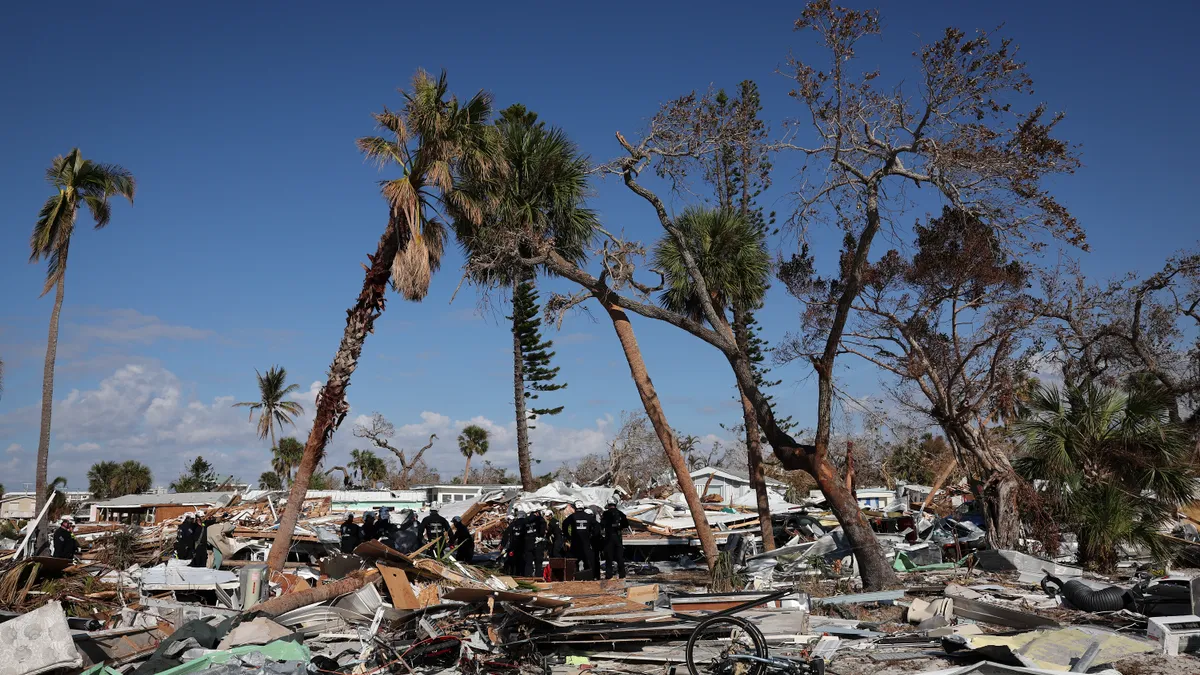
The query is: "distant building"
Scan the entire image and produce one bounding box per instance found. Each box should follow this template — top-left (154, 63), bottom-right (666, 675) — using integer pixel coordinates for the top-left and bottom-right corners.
top-left (689, 467), bottom-right (789, 504)
top-left (0, 491), bottom-right (93, 520)
top-left (89, 492), bottom-right (235, 523)
top-left (416, 484), bottom-right (517, 505)
top-left (807, 486), bottom-right (901, 511)
top-left (304, 490), bottom-right (425, 512)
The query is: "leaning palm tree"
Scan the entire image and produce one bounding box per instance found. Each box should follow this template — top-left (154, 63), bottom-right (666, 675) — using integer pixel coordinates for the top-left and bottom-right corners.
top-left (458, 425), bottom-right (489, 484)
top-left (654, 207), bottom-right (774, 549)
top-left (234, 366), bottom-right (304, 448)
top-left (1014, 381), bottom-right (1197, 572)
top-left (29, 149), bottom-right (135, 515)
top-left (266, 70), bottom-right (502, 571)
top-left (455, 104), bottom-right (596, 491)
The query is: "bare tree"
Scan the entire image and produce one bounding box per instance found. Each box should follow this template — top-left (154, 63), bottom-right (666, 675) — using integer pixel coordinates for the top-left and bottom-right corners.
top-left (782, 207), bottom-right (1050, 545)
top-left (353, 412), bottom-right (437, 488)
top-left (1049, 247), bottom-right (1200, 428)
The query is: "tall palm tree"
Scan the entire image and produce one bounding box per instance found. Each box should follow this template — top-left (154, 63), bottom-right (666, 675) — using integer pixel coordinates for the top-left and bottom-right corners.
top-left (654, 207), bottom-right (774, 549)
top-left (234, 366), bottom-right (304, 448)
top-left (455, 104), bottom-right (596, 491)
top-left (1014, 381), bottom-right (1196, 572)
top-left (29, 149), bottom-right (135, 515)
top-left (349, 449), bottom-right (387, 486)
top-left (271, 437), bottom-right (305, 487)
top-left (267, 70), bottom-right (503, 571)
top-left (458, 425), bottom-right (489, 485)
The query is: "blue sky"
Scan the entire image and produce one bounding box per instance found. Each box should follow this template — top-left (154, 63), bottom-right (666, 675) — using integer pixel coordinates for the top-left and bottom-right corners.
top-left (1, 1), bottom-right (1197, 491)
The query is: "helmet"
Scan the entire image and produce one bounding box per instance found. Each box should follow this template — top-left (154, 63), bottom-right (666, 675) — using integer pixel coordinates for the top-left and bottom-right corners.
top-left (573, 500), bottom-right (584, 509)
top-left (607, 496), bottom-right (618, 506)
top-left (542, 509), bottom-right (552, 517)
top-left (452, 516), bottom-right (462, 524)
top-left (429, 505), bottom-right (439, 512)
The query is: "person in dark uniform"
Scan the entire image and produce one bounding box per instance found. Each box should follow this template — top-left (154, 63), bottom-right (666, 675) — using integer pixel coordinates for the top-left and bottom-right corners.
top-left (522, 507), bottom-right (546, 577)
top-left (450, 516), bottom-right (474, 562)
top-left (52, 519), bottom-right (79, 560)
top-left (361, 512), bottom-right (377, 542)
top-left (392, 510), bottom-right (422, 553)
top-left (176, 514), bottom-right (199, 560)
top-left (500, 514), bottom-right (520, 574)
top-left (421, 507), bottom-right (451, 552)
top-left (546, 510), bottom-right (564, 558)
top-left (190, 515), bottom-right (213, 567)
top-left (563, 501), bottom-right (598, 576)
top-left (600, 498), bottom-right (628, 579)
top-left (339, 513), bottom-right (362, 554)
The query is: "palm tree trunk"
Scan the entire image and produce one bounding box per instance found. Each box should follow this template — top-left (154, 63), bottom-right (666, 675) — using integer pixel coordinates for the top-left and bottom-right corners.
top-left (34, 271), bottom-right (67, 517)
top-left (601, 298), bottom-right (718, 572)
top-left (512, 277), bottom-right (534, 491)
top-left (266, 220), bottom-right (403, 572)
top-left (462, 455), bottom-right (472, 485)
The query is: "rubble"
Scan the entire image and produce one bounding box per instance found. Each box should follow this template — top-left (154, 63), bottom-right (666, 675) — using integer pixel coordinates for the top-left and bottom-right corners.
top-left (0, 483), bottom-right (1198, 675)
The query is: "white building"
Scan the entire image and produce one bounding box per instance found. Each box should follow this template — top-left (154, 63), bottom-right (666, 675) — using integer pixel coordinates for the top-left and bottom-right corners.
top-left (416, 484), bottom-right (517, 505)
top-left (304, 490), bottom-right (425, 512)
top-left (689, 467), bottom-right (789, 504)
top-left (1, 491), bottom-right (93, 520)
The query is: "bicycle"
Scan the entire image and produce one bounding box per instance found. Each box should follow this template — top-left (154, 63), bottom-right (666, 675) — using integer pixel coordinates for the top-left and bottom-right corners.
top-left (685, 614), bottom-right (825, 675)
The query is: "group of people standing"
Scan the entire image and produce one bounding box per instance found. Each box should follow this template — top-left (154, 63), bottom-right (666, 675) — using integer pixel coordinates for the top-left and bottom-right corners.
top-left (502, 498), bottom-right (628, 580)
top-left (337, 506), bottom-right (475, 562)
top-left (173, 513), bottom-right (235, 568)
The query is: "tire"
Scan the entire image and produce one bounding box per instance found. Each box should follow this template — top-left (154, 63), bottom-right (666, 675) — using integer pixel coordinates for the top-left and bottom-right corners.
top-left (686, 616), bottom-right (769, 675)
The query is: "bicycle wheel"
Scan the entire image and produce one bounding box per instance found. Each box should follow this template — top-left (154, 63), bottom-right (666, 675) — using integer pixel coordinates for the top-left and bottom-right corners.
top-left (685, 616), bottom-right (769, 675)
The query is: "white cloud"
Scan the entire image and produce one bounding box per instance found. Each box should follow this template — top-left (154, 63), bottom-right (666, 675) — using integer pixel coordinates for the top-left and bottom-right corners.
top-left (375, 410), bottom-right (614, 476)
top-left (5, 443), bottom-right (21, 454)
top-left (71, 308), bottom-right (213, 344)
top-left (1, 363), bottom-right (621, 490)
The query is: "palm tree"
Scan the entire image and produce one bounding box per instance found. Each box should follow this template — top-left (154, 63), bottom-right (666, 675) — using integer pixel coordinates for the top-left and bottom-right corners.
top-left (44, 476), bottom-right (70, 521)
top-left (117, 460), bottom-right (153, 496)
top-left (234, 366), bottom-right (304, 448)
top-left (271, 437), bottom-right (305, 487)
top-left (259, 471), bottom-right (283, 490)
top-left (91, 460), bottom-right (153, 498)
top-left (29, 149), bottom-right (135, 515)
top-left (267, 70), bottom-right (503, 571)
top-left (1014, 381), bottom-right (1197, 572)
top-left (349, 449), bottom-right (387, 486)
top-left (654, 207), bottom-right (775, 549)
top-left (455, 105), bottom-right (595, 491)
top-left (458, 425), bottom-right (489, 484)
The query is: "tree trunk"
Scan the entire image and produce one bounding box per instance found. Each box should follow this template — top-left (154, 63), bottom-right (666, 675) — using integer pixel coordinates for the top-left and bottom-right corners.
top-left (740, 391), bottom-right (775, 551)
top-left (945, 423), bottom-right (1020, 549)
top-left (513, 277), bottom-right (534, 491)
top-left (266, 219), bottom-right (402, 572)
top-left (731, 308), bottom-right (774, 552)
top-left (462, 455), bottom-right (472, 485)
top-left (601, 298), bottom-right (718, 572)
top-left (35, 269), bottom-right (67, 517)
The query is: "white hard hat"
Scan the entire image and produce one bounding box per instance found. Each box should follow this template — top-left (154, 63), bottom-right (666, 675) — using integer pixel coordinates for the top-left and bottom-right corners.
top-left (573, 500), bottom-right (584, 509)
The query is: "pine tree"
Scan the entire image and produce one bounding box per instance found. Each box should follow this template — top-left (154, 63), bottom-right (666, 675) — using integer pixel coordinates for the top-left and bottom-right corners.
top-left (513, 280), bottom-right (566, 424)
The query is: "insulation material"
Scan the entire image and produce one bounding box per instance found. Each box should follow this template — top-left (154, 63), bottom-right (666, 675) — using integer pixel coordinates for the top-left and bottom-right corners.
top-left (0, 601), bottom-right (83, 675)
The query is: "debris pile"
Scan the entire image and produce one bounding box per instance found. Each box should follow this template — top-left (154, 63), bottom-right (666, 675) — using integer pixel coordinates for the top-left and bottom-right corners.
top-left (0, 482), bottom-right (1197, 675)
